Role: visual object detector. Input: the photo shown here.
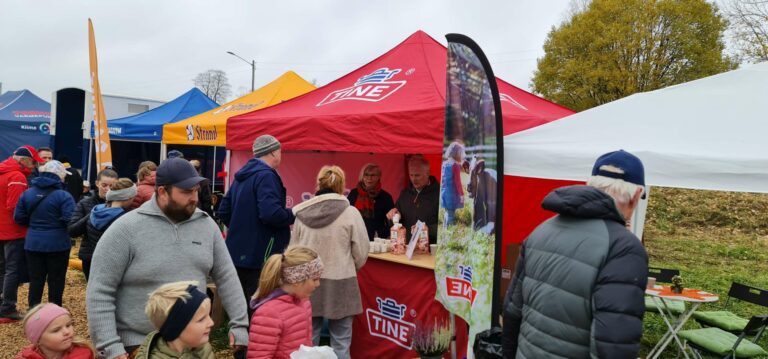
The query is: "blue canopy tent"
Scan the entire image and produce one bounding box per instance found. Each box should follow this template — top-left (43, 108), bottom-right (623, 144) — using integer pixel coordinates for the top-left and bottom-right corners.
top-left (0, 90), bottom-right (52, 157)
top-left (106, 88), bottom-right (218, 142)
top-left (85, 88), bottom-right (217, 179)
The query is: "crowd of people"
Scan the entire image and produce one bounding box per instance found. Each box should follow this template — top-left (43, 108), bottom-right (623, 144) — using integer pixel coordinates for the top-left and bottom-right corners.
top-left (0, 134), bottom-right (650, 359)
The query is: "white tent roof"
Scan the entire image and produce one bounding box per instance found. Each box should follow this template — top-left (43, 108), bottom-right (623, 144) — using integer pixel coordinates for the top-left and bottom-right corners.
top-left (503, 62), bottom-right (768, 193)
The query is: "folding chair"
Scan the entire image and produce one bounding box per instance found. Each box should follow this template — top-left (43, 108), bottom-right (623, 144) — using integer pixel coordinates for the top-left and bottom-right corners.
top-left (693, 282), bottom-right (768, 333)
top-left (646, 267), bottom-right (686, 315)
top-left (680, 315), bottom-right (768, 359)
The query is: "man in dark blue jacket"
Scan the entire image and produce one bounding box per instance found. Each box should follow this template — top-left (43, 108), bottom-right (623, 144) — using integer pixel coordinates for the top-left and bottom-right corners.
top-left (218, 134), bottom-right (295, 306)
top-left (503, 150), bottom-right (649, 358)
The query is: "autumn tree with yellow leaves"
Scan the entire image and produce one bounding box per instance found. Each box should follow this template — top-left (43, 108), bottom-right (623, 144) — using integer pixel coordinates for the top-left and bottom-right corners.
top-left (532, 0), bottom-right (737, 111)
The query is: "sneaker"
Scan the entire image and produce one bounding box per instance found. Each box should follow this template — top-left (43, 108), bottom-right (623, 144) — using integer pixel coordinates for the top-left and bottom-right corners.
top-left (0, 311), bottom-right (23, 321)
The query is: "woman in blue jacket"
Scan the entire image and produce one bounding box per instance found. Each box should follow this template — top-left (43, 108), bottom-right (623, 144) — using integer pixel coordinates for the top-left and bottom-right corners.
top-left (14, 160), bottom-right (75, 308)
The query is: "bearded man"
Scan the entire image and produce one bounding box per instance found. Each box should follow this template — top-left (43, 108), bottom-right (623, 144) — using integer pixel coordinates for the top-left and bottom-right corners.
top-left (86, 158), bottom-right (248, 359)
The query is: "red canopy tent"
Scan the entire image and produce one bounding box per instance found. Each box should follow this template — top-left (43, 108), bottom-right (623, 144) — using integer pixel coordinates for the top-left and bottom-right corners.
top-left (225, 30), bottom-right (575, 358)
top-left (226, 29), bottom-right (574, 257)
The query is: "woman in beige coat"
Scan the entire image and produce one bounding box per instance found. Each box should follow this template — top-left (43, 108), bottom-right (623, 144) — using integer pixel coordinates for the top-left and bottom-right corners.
top-left (290, 165), bottom-right (369, 359)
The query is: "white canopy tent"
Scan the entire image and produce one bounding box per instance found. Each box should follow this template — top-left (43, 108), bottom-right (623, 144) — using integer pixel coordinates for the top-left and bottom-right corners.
top-left (504, 62), bottom-right (768, 194)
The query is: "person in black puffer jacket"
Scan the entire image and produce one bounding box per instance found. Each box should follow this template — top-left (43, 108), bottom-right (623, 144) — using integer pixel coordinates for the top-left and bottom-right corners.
top-left (503, 150), bottom-right (649, 359)
top-left (68, 168), bottom-right (118, 240)
top-left (81, 178), bottom-right (136, 280)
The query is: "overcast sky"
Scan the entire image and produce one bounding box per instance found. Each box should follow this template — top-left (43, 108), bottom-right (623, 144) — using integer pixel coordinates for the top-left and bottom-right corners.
top-left (0, 1), bottom-right (573, 103)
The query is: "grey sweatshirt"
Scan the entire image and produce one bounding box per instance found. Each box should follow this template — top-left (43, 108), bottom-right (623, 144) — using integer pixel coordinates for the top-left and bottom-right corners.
top-left (86, 195), bottom-right (248, 359)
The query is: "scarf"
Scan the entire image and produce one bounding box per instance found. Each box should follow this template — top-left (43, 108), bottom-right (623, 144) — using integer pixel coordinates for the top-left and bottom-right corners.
top-left (354, 181), bottom-right (381, 219)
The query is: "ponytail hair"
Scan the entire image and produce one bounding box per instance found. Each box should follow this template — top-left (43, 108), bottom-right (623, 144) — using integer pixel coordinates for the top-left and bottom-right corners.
top-left (253, 246), bottom-right (320, 301)
top-left (316, 165), bottom-right (346, 194)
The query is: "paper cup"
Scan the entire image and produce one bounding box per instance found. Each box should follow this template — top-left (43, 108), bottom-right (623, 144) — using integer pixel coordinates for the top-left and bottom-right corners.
top-left (430, 244), bottom-right (438, 255)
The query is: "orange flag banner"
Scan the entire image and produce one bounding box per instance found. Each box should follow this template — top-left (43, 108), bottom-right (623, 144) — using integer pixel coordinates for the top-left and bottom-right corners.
top-left (88, 19), bottom-right (113, 170)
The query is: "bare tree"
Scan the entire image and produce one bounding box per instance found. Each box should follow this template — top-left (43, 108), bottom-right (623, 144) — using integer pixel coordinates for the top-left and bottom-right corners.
top-left (726, 0), bottom-right (768, 62)
top-left (193, 69), bottom-right (232, 103)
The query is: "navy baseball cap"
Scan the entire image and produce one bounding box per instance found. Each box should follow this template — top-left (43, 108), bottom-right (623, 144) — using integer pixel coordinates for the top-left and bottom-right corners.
top-left (156, 158), bottom-right (207, 189)
top-left (591, 150), bottom-right (646, 197)
top-left (14, 146), bottom-right (45, 163)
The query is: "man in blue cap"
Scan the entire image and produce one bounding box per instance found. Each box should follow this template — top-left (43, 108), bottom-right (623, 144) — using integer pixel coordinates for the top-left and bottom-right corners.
top-left (503, 150), bottom-right (649, 359)
top-left (86, 158), bottom-right (248, 358)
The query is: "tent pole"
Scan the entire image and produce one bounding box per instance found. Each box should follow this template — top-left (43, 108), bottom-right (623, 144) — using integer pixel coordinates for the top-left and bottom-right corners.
top-left (224, 150), bottom-right (231, 192)
top-left (86, 137), bottom-right (94, 183)
top-left (211, 146), bottom-right (216, 192)
top-left (160, 143), bottom-right (167, 162)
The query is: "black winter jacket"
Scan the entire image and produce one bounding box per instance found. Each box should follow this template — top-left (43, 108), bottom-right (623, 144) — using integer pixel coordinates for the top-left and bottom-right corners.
top-left (79, 204), bottom-right (126, 261)
top-left (394, 176), bottom-right (439, 244)
top-left (503, 185), bottom-right (648, 359)
top-left (67, 190), bottom-right (105, 238)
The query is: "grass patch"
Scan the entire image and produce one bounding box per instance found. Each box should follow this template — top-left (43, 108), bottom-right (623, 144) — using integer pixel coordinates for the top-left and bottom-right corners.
top-left (641, 188), bottom-right (768, 358)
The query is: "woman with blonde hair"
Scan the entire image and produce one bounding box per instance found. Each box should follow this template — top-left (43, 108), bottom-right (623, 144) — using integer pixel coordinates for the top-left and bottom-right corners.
top-left (290, 166), bottom-right (369, 359)
top-left (347, 163), bottom-right (394, 240)
top-left (248, 246), bottom-right (323, 358)
top-left (131, 161), bottom-right (157, 209)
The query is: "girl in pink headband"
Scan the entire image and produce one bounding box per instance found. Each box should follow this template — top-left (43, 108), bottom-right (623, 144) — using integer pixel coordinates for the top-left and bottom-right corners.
top-left (248, 246), bottom-right (324, 359)
top-left (17, 303), bottom-right (94, 359)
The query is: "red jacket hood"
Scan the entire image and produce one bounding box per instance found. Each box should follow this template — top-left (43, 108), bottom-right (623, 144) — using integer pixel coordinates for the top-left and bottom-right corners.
top-left (0, 157), bottom-right (31, 176)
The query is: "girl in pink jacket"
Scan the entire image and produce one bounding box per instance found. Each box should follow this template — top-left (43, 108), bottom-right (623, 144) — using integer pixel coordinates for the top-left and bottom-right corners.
top-left (247, 246), bottom-right (324, 359)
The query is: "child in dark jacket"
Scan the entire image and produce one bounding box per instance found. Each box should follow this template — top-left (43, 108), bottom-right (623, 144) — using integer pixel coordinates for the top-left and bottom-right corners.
top-left (136, 281), bottom-right (215, 359)
top-left (81, 178), bottom-right (136, 280)
top-left (16, 303), bottom-right (95, 359)
top-left (14, 160), bottom-right (75, 308)
top-left (248, 246), bottom-right (323, 359)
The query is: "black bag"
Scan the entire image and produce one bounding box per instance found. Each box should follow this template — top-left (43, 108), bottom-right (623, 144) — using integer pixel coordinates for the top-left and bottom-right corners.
top-left (474, 327), bottom-right (503, 359)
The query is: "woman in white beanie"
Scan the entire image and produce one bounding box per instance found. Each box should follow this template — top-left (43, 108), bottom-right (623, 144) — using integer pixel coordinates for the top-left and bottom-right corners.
top-left (13, 160), bottom-right (76, 308)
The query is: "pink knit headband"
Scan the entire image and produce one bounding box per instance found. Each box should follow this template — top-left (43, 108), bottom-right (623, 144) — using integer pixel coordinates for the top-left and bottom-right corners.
top-left (282, 257), bottom-right (324, 284)
top-left (25, 303), bottom-right (70, 344)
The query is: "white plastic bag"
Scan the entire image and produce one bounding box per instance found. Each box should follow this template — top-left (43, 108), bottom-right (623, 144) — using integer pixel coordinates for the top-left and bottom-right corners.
top-left (290, 345), bottom-right (337, 359)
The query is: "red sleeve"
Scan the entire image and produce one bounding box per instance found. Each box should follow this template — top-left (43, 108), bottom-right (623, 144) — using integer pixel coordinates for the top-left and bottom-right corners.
top-left (452, 163), bottom-right (464, 197)
top-left (5, 173), bottom-right (27, 211)
top-left (247, 308), bottom-right (283, 359)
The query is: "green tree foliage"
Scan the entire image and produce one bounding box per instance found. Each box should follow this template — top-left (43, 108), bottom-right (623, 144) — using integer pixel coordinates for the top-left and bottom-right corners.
top-left (532, 0), bottom-right (737, 111)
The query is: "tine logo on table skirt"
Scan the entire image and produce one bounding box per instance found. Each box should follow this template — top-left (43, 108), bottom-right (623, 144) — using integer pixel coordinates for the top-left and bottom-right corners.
top-left (366, 297), bottom-right (416, 349)
top-left (446, 265), bottom-right (478, 304)
top-left (316, 68), bottom-right (406, 107)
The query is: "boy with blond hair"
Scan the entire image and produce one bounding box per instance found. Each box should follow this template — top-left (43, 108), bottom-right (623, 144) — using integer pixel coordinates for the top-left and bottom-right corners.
top-left (136, 281), bottom-right (215, 359)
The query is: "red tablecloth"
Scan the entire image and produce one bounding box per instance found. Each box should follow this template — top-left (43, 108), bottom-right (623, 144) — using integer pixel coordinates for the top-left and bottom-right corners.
top-left (351, 256), bottom-right (468, 358)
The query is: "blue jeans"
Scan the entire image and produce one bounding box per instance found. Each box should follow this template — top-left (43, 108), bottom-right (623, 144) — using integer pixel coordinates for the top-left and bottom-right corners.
top-left (313, 316), bottom-right (353, 359)
top-left (0, 239), bottom-right (24, 314)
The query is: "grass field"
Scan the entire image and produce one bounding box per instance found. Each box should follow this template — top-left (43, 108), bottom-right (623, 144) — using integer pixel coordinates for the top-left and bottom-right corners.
top-left (641, 187), bottom-right (768, 358)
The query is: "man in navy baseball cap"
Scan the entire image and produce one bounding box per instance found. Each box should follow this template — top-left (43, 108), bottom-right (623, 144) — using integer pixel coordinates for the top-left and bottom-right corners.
top-left (154, 158), bottom-right (207, 222)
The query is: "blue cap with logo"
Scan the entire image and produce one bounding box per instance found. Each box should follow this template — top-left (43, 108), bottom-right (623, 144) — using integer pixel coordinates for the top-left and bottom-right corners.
top-left (156, 158), bottom-right (206, 189)
top-left (591, 150), bottom-right (646, 197)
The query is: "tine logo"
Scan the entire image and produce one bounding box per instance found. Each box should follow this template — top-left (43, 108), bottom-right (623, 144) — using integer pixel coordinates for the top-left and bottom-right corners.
top-left (316, 68), bottom-right (406, 107)
top-left (446, 265), bottom-right (477, 305)
top-left (499, 93), bottom-right (528, 111)
top-left (366, 297), bottom-right (416, 349)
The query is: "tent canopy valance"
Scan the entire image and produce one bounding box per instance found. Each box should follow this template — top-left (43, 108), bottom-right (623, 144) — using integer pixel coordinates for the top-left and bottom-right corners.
top-left (0, 90), bottom-right (52, 156)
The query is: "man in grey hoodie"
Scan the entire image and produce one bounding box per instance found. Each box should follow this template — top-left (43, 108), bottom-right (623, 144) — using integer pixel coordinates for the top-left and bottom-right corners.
top-left (86, 158), bottom-right (248, 359)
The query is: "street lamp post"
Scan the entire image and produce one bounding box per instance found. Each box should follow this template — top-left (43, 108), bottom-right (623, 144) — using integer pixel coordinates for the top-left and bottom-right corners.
top-left (226, 51), bottom-right (255, 92)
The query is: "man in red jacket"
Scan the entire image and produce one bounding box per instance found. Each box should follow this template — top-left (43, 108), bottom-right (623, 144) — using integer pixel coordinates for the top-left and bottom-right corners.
top-left (0, 146), bottom-right (43, 320)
